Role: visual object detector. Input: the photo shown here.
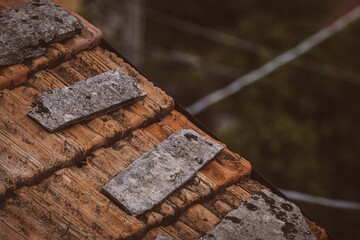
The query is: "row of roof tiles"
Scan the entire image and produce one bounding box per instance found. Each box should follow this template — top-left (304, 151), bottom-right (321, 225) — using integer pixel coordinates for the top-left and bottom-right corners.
top-left (0, 1), bottom-right (329, 239)
top-left (0, 47), bottom-right (174, 199)
top-left (0, 109), bottom-right (253, 239)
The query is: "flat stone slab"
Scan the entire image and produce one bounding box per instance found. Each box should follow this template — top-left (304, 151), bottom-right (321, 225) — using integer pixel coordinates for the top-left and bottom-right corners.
top-left (28, 68), bottom-right (146, 132)
top-left (201, 189), bottom-right (316, 240)
top-left (0, 0), bottom-right (83, 66)
top-left (103, 129), bottom-right (223, 216)
top-left (155, 236), bottom-right (174, 240)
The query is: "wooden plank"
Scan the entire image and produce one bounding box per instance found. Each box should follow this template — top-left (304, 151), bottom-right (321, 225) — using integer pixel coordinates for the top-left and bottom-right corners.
top-left (0, 221), bottom-right (26, 240)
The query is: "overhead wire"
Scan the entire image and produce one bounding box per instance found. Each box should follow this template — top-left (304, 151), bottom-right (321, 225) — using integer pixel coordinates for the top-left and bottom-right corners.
top-left (185, 6), bottom-right (360, 115)
top-left (145, 43), bottom-right (360, 86)
top-left (281, 189), bottom-right (360, 210)
top-left (92, 1), bottom-right (360, 210)
top-left (146, 8), bottom-right (360, 87)
top-left (96, 3), bottom-right (360, 85)
top-left (147, 44), bottom-right (360, 210)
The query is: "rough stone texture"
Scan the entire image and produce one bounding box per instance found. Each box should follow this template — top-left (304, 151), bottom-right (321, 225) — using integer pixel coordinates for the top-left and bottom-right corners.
top-left (0, 0), bottom-right (83, 66)
top-left (103, 129), bottom-right (223, 216)
top-left (28, 68), bottom-right (146, 132)
top-left (201, 189), bottom-right (316, 240)
top-left (155, 236), bottom-right (174, 240)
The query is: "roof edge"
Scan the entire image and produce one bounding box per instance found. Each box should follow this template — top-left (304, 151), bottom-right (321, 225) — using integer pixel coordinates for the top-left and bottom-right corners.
top-left (99, 39), bottom-right (337, 240)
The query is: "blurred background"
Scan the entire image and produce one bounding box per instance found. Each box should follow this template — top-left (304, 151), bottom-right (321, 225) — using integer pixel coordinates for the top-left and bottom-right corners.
top-left (65, 0), bottom-right (360, 239)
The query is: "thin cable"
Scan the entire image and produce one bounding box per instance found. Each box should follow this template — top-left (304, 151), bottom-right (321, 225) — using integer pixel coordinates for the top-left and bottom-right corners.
top-left (186, 6), bottom-right (360, 115)
top-left (146, 8), bottom-right (360, 85)
top-left (94, 3), bottom-right (360, 84)
top-left (146, 44), bottom-right (360, 85)
top-left (281, 189), bottom-right (360, 210)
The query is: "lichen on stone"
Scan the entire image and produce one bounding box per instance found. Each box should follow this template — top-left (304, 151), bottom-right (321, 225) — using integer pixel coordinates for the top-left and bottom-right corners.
top-left (0, 0), bottom-right (83, 66)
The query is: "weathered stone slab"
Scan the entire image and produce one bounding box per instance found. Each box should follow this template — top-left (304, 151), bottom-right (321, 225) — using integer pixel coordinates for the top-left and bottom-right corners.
top-left (103, 129), bottom-right (223, 216)
top-left (155, 236), bottom-right (174, 240)
top-left (0, 0), bottom-right (83, 66)
top-left (201, 189), bottom-right (316, 240)
top-left (28, 68), bottom-right (146, 132)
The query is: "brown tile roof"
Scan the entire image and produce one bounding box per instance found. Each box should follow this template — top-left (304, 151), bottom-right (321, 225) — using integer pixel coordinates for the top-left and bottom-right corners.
top-left (0, 47), bottom-right (174, 199)
top-left (0, 110), bottom-right (252, 239)
top-left (0, 1), bottom-right (329, 239)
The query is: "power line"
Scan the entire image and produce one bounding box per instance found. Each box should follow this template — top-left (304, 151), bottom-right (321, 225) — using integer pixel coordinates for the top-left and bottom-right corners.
top-left (95, 1), bottom-right (360, 85)
top-left (186, 6), bottom-right (360, 115)
top-left (146, 44), bottom-right (360, 85)
top-left (146, 8), bottom-right (360, 86)
top-left (281, 189), bottom-right (360, 210)
top-left (147, 46), bottom-right (360, 213)
top-left (94, 3), bottom-right (360, 85)
top-left (86, 1), bottom-right (360, 213)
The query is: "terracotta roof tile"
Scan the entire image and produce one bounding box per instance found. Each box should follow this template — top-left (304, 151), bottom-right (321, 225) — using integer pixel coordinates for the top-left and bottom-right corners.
top-left (0, 47), bottom-right (174, 199)
top-left (0, 111), bottom-right (251, 239)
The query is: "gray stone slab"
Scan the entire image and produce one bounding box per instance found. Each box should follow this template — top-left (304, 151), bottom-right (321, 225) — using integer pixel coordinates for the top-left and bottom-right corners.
top-left (155, 236), bottom-right (174, 240)
top-left (28, 68), bottom-right (146, 132)
top-left (201, 189), bottom-right (316, 240)
top-left (103, 129), bottom-right (223, 216)
top-left (0, 0), bottom-right (83, 66)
